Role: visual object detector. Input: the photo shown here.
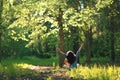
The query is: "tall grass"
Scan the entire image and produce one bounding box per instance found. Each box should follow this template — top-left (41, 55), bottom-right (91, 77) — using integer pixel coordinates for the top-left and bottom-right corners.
top-left (66, 64), bottom-right (120, 80)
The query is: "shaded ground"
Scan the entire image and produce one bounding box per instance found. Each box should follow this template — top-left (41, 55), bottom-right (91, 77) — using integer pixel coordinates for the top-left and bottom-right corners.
top-left (1, 62), bottom-right (120, 80)
top-left (27, 66), bottom-right (71, 80)
top-left (0, 65), bottom-right (71, 80)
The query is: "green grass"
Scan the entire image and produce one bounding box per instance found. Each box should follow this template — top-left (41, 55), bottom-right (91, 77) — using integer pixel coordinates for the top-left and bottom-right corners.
top-left (1, 56), bottom-right (59, 66)
top-left (0, 56), bottom-right (120, 80)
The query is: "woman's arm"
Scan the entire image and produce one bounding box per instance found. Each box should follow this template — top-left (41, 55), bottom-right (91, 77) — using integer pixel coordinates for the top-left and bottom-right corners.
top-left (77, 43), bottom-right (84, 52)
top-left (76, 43), bottom-right (84, 57)
top-left (56, 47), bottom-right (65, 55)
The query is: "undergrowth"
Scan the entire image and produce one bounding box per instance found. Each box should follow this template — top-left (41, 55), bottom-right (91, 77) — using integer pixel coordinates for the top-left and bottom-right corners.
top-left (66, 64), bottom-right (120, 80)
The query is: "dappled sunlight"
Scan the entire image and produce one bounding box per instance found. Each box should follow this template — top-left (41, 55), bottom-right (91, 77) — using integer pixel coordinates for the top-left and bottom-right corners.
top-left (15, 63), bottom-right (34, 69)
top-left (14, 63), bottom-right (41, 72)
top-left (14, 63), bottom-right (54, 72)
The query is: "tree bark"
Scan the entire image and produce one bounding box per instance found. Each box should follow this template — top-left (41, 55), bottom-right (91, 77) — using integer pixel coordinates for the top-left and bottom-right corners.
top-left (81, 27), bottom-right (92, 62)
top-left (110, 12), bottom-right (115, 62)
top-left (110, 22), bottom-right (115, 62)
top-left (109, 0), bottom-right (116, 62)
top-left (57, 6), bottom-right (65, 67)
top-left (0, 0), bottom-right (3, 62)
top-left (86, 31), bottom-right (91, 62)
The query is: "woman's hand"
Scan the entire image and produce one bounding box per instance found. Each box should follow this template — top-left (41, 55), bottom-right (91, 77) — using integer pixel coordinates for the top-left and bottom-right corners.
top-left (56, 47), bottom-right (61, 52)
top-left (56, 47), bottom-right (64, 54)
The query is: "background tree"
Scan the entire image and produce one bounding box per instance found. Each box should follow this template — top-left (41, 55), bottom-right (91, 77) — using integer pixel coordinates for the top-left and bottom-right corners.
top-left (0, 0), bottom-right (120, 65)
top-left (109, 0), bottom-right (120, 62)
top-left (0, 0), bottom-right (3, 61)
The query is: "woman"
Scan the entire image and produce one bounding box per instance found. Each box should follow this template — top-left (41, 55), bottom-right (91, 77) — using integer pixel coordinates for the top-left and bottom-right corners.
top-left (56, 43), bottom-right (83, 70)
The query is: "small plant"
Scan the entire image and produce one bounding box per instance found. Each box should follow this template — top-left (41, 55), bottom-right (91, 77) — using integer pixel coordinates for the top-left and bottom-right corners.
top-left (47, 76), bottom-right (53, 80)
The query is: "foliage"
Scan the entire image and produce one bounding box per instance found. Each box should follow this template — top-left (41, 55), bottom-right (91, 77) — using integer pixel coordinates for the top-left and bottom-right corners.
top-left (0, 0), bottom-right (120, 79)
top-left (0, 0), bottom-right (120, 61)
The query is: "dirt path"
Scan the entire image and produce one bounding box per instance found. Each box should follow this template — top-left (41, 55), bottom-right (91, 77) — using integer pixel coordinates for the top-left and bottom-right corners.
top-left (0, 65), bottom-right (71, 80)
top-left (25, 65), bottom-right (71, 80)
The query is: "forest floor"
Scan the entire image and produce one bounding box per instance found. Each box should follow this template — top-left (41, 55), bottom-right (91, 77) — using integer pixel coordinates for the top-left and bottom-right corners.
top-left (0, 65), bottom-right (71, 80)
top-left (0, 56), bottom-right (71, 80)
top-left (24, 65), bottom-right (70, 80)
top-left (1, 56), bottom-right (120, 80)
top-left (17, 62), bottom-right (120, 80)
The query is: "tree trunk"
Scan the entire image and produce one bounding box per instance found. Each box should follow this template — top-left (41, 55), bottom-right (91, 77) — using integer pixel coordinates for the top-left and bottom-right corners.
top-left (109, 0), bottom-right (116, 62)
top-left (110, 11), bottom-right (115, 62)
top-left (0, 0), bottom-right (3, 62)
top-left (86, 31), bottom-right (91, 62)
top-left (110, 22), bottom-right (115, 62)
top-left (57, 6), bottom-right (65, 67)
top-left (87, 26), bottom-right (93, 62)
top-left (81, 26), bottom-right (92, 62)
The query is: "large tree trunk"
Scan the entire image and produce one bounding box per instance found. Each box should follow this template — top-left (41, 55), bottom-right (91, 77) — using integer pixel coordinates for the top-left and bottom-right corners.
top-left (109, 0), bottom-right (117, 62)
top-left (81, 26), bottom-right (92, 62)
top-left (87, 26), bottom-right (93, 62)
top-left (109, 3), bottom-right (115, 62)
top-left (110, 22), bottom-right (115, 62)
top-left (57, 6), bottom-right (65, 67)
top-left (86, 31), bottom-right (91, 62)
top-left (0, 0), bottom-right (3, 62)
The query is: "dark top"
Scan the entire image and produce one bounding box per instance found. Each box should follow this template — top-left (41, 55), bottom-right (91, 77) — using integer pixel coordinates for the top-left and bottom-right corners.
top-left (64, 51), bottom-right (80, 70)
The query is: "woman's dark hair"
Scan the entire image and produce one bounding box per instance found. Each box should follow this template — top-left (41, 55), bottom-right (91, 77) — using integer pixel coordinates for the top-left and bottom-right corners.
top-left (66, 51), bottom-right (76, 64)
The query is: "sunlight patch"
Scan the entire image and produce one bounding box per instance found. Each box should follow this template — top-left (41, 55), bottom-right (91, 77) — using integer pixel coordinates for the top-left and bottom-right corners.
top-left (14, 63), bottom-right (54, 72)
top-left (14, 63), bottom-right (38, 70)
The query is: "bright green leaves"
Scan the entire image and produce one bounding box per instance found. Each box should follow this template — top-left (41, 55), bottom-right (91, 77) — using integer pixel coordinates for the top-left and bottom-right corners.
top-left (8, 0), bottom-right (14, 6)
top-left (96, 0), bottom-right (113, 11)
top-left (6, 0), bottom-right (109, 45)
top-left (6, 1), bottom-right (44, 45)
top-left (3, 0), bottom-right (117, 51)
top-left (63, 6), bottom-right (97, 32)
top-left (63, 8), bottom-right (79, 27)
top-left (80, 8), bottom-right (97, 30)
top-left (7, 0), bottom-right (60, 48)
